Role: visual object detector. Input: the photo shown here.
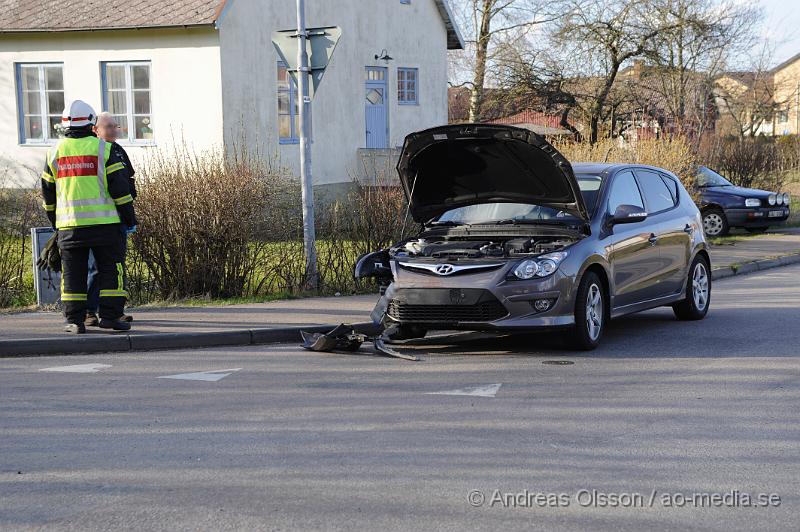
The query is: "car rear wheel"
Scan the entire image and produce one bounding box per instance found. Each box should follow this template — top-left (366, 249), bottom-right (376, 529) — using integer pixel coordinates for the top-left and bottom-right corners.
top-left (702, 208), bottom-right (729, 237)
top-left (672, 255), bottom-right (711, 320)
top-left (568, 271), bottom-right (605, 350)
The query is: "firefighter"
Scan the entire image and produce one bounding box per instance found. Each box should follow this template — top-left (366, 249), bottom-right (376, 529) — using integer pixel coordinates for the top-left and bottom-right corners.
top-left (41, 100), bottom-right (137, 334)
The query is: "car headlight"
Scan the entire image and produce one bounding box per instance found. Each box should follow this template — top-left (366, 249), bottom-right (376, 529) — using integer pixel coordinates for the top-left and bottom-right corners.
top-left (745, 198), bottom-right (761, 207)
top-left (782, 192), bottom-right (791, 205)
top-left (776, 194), bottom-right (784, 205)
top-left (768, 193), bottom-right (777, 206)
top-left (512, 252), bottom-right (569, 279)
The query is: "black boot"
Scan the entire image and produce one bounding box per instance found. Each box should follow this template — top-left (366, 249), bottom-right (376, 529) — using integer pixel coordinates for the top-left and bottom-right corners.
top-left (64, 323), bottom-right (86, 334)
top-left (99, 318), bottom-right (131, 331)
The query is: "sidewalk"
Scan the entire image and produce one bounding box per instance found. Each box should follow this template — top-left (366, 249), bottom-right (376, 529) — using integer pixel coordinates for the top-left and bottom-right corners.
top-left (708, 228), bottom-right (800, 278)
top-left (0, 295), bottom-right (378, 357)
top-left (2, 229), bottom-right (800, 356)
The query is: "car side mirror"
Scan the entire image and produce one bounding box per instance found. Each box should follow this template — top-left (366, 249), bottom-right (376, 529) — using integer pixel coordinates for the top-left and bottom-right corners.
top-left (611, 204), bottom-right (648, 225)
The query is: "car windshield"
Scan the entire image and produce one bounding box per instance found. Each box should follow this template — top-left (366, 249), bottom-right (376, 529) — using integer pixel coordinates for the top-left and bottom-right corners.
top-left (433, 174), bottom-right (603, 225)
top-left (697, 166), bottom-right (733, 187)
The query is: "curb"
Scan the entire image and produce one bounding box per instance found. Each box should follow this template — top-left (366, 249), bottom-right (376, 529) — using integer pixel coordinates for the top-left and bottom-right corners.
top-left (3, 252), bottom-right (799, 359)
top-left (711, 250), bottom-right (800, 281)
top-left (0, 323), bottom-right (378, 359)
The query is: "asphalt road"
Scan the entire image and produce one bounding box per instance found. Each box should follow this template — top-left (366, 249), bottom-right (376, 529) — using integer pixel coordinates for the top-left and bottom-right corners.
top-left (2, 265), bottom-right (799, 531)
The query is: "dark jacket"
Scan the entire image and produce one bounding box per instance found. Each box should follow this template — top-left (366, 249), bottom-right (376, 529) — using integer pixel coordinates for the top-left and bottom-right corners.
top-left (111, 141), bottom-right (137, 199)
top-left (41, 127), bottom-right (137, 248)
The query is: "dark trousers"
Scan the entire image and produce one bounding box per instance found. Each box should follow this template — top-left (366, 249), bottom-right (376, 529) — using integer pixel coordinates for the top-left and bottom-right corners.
top-left (60, 239), bottom-right (127, 324)
top-left (87, 235), bottom-right (128, 314)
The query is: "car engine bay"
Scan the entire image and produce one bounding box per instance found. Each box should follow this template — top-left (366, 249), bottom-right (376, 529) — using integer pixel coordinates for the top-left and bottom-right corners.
top-left (391, 235), bottom-right (577, 260)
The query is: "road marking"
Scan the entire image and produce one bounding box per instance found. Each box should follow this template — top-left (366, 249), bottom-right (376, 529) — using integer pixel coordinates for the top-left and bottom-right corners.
top-left (425, 383), bottom-right (502, 398)
top-left (39, 363), bottom-right (112, 373)
top-left (157, 368), bottom-right (242, 382)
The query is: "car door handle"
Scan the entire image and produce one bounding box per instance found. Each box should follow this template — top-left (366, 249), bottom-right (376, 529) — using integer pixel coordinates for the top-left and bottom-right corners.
top-left (648, 233), bottom-right (658, 246)
top-left (683, 224), bottom-right (693, 234)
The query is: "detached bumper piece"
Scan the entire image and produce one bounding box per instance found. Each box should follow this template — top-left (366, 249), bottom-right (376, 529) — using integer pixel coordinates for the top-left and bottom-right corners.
top-left (300, 323), bottom-right (419, 361)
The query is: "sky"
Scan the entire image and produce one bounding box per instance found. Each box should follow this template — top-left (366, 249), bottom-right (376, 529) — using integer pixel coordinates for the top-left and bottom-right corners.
top-left (759, 0), bottom-right (800, 65)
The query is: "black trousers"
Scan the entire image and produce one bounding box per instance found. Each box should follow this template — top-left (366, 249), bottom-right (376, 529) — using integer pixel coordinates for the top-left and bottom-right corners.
top-left (60, 239), bottom-right (127, 324)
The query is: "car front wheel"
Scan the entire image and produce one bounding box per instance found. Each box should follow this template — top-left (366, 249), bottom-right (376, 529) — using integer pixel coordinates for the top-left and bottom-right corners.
top-left (702, 208), bottom-right (729, 237)
top-left (672, 255), bottom-right (711, 320)
top-left (568, 271), bottom-right (605, 350)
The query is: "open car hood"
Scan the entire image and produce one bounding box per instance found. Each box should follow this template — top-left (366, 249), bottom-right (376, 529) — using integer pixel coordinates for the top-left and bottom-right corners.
top-left (396, 124), bottom-right (589, 223)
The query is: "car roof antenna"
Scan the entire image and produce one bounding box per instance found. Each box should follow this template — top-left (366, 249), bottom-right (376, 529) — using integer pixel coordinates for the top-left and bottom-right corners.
top-left (400, 171), bottom-right (418, 238)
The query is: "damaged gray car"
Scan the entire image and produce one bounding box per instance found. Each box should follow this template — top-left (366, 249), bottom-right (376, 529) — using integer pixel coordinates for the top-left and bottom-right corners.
top-left (355, 124), bottom-right (711, 350)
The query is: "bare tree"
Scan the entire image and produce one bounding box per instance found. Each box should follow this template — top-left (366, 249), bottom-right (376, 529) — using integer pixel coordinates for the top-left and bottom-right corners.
top-left (639, 0), bottom-right (760, 135)
top-left (450, 0), bottom-right (557, 122)
top-left (549, 0), bottom-right (683, 144)
top-left (712, 44), bottom-right (788, 138)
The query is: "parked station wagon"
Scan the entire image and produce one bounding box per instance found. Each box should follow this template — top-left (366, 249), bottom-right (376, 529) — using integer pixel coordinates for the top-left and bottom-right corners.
top-left (355, 124), bottom-right (711, 349)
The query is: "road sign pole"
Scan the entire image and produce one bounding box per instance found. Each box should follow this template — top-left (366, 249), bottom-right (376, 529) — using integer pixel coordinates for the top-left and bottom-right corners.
top-left (296, 0), bottom-right (318, 289)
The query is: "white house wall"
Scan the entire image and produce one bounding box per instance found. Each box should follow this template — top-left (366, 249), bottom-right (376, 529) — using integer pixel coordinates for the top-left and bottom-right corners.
top-left (218, 0), bottom-right (450, 187)
top-left (0, 28), bottom-right (223, 187)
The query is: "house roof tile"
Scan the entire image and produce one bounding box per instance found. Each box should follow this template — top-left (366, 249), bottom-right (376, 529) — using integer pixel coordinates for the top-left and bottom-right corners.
top-left (0, 0), bottom-right (225, 32)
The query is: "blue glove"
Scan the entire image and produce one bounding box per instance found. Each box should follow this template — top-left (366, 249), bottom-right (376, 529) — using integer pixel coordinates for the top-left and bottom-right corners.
top-left (125, 225), bottom-right (137, 235)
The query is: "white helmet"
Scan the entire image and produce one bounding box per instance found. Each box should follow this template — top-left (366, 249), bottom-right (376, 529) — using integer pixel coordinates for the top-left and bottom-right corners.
top-left (61, 100), bottom-right (97, 128)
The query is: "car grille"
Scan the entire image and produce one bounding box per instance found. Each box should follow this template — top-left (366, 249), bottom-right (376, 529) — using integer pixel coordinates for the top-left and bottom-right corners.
top-left (387, 299), bottom-right (508, 323)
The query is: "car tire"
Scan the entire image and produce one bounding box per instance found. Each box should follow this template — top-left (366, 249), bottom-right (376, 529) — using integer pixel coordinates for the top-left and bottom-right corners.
top-left (745, 227), bottom-right (769, 233)
top-left (568, 271), bottom-right (606, 350)
top-left (382, 324), bottom-right (427, 343)
top-left (672, 255), bottom-right (711, 321)
top-left (702, 208), bottom-right (729, 237)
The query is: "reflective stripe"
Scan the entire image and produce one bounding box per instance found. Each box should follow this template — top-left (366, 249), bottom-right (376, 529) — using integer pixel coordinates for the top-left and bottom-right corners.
top-left (42, 202), bottom-right (56, 212)
top-left (116, 262), bottom-right (124, 292)
top-left (59, 197), bottom-right (117, 208)
top-left (97, 139), bottom-right (107, 199)
top-left (49, 149), bottom-right (59, 175)
top-left (106, 162), bottom-right (125, 174)
top-left (100, 290), bottom-right (128, 298)
top-left (56, 209), bottom-right (120, 224)
top-left (61, 293), bottom-right (87, 301)
top-left (113, 194), bottom-right (133, 206)
top-left (41, 172), bottom-right (55, 183)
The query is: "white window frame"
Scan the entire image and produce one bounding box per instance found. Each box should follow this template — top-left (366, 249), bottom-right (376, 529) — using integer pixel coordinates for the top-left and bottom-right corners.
top-left (397, 67), bottom-right (419, 105)
top-left (102, 61), bottom-right (154, 145)
top-left (16, 63), bottom-right (64, 145)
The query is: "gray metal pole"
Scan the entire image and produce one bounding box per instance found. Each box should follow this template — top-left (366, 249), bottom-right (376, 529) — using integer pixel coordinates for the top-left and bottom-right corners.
top-left (296, 0), bottom-right (318, 289)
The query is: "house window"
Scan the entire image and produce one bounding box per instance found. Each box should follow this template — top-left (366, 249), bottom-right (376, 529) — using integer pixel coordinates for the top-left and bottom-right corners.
top-left (397, 68), bottom-right (418, 105)
top-left (16, 63), bottom-right (64, 144)
top-left (400, 0), bottom-right (411, 4)
top-left (777, 107), bottom-right (789, 124)
top-left (102, 62), bottom-right (153, 142)
top-left (277, 61), bottom-right (301, 143)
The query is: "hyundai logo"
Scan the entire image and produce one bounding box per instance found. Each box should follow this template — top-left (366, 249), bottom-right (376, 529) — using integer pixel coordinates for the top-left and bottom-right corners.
top-left (435, 264), bottom-right (455, 275)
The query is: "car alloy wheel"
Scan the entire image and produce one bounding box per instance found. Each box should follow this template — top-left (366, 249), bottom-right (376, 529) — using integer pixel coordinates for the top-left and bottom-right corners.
top-left (702, 211), bottom-right (726, 236)
top-left (692, 262), bottom-right (709, 312)
top-left (569, 271), bottom-right (605, 350)
top-left (673, 255), bottom-right (711, 321)
top-left (585, 283), bottom-right (603, 342)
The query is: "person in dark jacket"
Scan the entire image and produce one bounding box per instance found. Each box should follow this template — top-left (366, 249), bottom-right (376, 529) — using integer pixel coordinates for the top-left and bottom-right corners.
top-left (41, 100), bottom-right (137, 334)
top-left (84, 112), bottom-right (137, 326)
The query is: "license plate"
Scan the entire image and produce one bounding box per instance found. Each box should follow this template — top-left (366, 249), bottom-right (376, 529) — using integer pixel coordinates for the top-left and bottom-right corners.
top-left (769, 210), bottom-right (784, 218)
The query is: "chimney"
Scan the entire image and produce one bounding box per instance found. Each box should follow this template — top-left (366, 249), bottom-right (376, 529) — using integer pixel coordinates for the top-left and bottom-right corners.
top-left (632, 60), bottom-right (644, 80)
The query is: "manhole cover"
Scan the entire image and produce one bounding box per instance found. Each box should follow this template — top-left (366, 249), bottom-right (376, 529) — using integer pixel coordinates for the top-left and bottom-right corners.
top-left (542, 360), bottom-right (574, 365)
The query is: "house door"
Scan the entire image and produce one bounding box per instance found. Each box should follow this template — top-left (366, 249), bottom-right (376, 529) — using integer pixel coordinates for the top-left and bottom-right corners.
top-left (365, 67), bottom-right (388, 148)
